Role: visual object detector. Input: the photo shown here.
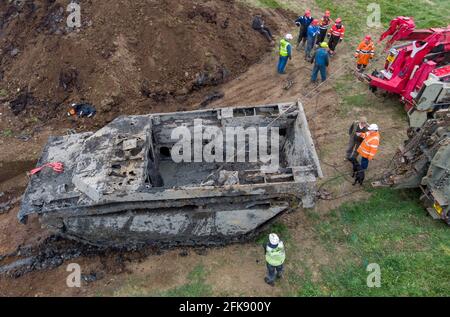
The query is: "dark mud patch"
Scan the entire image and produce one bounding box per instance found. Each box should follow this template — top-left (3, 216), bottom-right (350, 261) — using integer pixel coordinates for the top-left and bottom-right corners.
top-left (0, 160), bottom-right (37, 183)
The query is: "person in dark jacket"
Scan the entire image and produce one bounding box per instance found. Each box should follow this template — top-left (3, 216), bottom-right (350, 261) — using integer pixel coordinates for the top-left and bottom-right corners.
top-left (311, 42), bottom-right (329, 82)
top-left (295, 10), bottom-right (313, 50)
top-left (252, 14), bottom-right (274, 44)
top-left (346, 116), bottom-right (368, 160)
top-left (67, 102), bottom-right (96, 118)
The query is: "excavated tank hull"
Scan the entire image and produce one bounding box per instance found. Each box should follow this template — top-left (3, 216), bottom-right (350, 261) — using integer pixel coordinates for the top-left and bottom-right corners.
top-left (19, 101), bottom-right (323, 247)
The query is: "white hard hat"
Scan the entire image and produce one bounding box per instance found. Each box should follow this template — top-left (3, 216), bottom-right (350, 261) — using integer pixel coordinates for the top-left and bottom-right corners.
top-left (269, 233), bottom-right (280, 245)
top-left (285, 33), bottom-right (293, 40)
top-left (368, 124), bottom-right (379, 131)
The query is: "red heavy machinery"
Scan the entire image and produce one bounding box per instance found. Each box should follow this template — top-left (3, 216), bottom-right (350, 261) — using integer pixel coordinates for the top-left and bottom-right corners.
top-left (368, 16), bottom-right (450, 127)
top-left (366, 17), bottom-right (450, 225)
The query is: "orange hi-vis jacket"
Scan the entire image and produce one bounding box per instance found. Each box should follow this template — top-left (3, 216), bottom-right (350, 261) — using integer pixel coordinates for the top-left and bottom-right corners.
top-left (355, 40), bottom-right (375, 65)
top-left (329, 24), bottom-right (345, 39)
top-left (357, 131), bottom-right (380, 160)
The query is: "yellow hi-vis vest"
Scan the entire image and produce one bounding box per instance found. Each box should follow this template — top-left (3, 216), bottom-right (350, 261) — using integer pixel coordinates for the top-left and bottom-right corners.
top-left (265, 242), bottom-right (286, 266)
top-left (279, 39), bottom-right (290, 57)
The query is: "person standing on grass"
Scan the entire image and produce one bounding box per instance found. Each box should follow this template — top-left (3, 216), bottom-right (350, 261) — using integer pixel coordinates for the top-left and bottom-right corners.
top-left (311, 42), bottom-right (330, 83)
top-left (357, 123), bottom-right (380, 172)
top-left (355, 35), bottom-right (375, 72)
top-left (316, 10), bottom-right (332, 45)
top-left (346, 116), bottom-right (369, 160)
top-left (263, 233), bottom-right (286, 287)
top-left (278, 34), bottom-right (293, 74)
top-left (327, 18), bottom-right (345, 56)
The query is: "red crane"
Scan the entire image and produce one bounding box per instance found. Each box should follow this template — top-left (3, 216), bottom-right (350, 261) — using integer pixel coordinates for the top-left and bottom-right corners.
top-left (366, 17), bottom-right (450, 126)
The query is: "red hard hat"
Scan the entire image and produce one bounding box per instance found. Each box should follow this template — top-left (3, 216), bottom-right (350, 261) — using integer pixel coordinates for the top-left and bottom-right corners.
top-left (325, 10), bottom-right (330, 17)
top-left (305, 10), bottom-right (311, 17)
top-left (365, 35), bottom-right (372, 41)
top-left (335, 18), bottom-right (342, 23)
top-left (312, 19), bottom-right (319, 25)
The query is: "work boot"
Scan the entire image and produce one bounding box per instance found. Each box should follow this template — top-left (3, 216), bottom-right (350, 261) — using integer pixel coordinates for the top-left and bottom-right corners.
top-left (264, 277), bottom-right (275, 287)
top-left (276, 273), bottom-right (283, 280)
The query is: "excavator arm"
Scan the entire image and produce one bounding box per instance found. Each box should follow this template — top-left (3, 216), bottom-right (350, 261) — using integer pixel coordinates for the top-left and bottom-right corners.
top-left (379, 16), bottom-right (450, 51)
top-left (366, 16), bottom-right (450, 113)
top-left (379, 16), bottom-right (416, 50)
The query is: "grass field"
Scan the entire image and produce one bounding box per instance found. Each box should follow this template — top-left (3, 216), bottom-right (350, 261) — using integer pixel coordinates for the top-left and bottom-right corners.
top-left (315, 0), bottom-right (450, 41)
top-left (295, 189), bottom-right (449, 296)
top-left (302, 0), bottom-right (450, 296)
top-left (246, 0), bottom-right (450, 44)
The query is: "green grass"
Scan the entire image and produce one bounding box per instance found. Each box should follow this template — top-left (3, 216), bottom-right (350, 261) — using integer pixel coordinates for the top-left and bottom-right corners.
top-left (2, 129), bottom-right (13, 137)
top-left (333, 72), bottom-right (407, 119)
top-left (111, 264), bottom-right (213, 297)
top-left (297, 188), bottom-right (450, 296)
top-left (315, 0), bottom-right (450, 43)
top-left (242, 0), bottom-right (285, 9)
top-left (257, 0), bottom-right (282, 8)
top-left (256, 221), bottom-right (291, 245)
top-left (158, 265), bottom-right (213, 297)
top-left (334, 73), bottom-right (377, 115)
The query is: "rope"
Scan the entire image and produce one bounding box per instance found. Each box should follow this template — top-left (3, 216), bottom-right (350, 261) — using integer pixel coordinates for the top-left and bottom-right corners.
top-left (28, 162), bottom-right (64, 176)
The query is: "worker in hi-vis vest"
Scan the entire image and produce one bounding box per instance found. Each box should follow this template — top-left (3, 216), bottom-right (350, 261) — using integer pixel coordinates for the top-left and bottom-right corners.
top-left (278, 34), bottom-right (293, 74)
top-left (263, 233), bottom-right (286, 286)
top-left (357, 123), bottom-right (380, 170)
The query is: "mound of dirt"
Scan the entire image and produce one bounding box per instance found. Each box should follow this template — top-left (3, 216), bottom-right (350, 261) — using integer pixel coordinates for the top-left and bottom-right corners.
top-left (0, 0), bottom-right (285, 128)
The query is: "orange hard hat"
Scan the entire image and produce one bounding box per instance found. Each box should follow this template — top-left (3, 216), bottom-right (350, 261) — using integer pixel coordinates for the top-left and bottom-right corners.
top-left (312, 19), bottom-right (319, 25)
top-left (305, 10), bottom-right (311, 17)
top-left (325, 10), bottom-right (330, 17)
top-left (335, 18), bottom-right (342, 23)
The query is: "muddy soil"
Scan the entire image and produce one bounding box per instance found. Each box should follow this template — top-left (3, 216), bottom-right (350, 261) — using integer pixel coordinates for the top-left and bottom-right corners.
top-left (0, 0), bottom-right (294, 135)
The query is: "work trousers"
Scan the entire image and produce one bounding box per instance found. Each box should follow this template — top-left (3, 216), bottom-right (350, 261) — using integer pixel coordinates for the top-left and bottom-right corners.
top-left (278, 56), bottom-right (289, 74)
top-left (360, 157), bottom-right (369, 170)
top-left (305, 36), bottom-right (316, 59)
top-left (346, 137), bottom-right (362, 159)
top-left (311, 64), bottom-right (327, 82)
top-left (297, 26), bottom-right (307, 47)
top-left (258, 27), bottom-right (273, 42)
top-left (357, 64), bottom-right (367, 72)
top-left (316, 28), bottom-right (328, 44)
top-left (328, 35), bottom-right (340, 52)
top-left (266, 263), bottom-right (284, 283)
